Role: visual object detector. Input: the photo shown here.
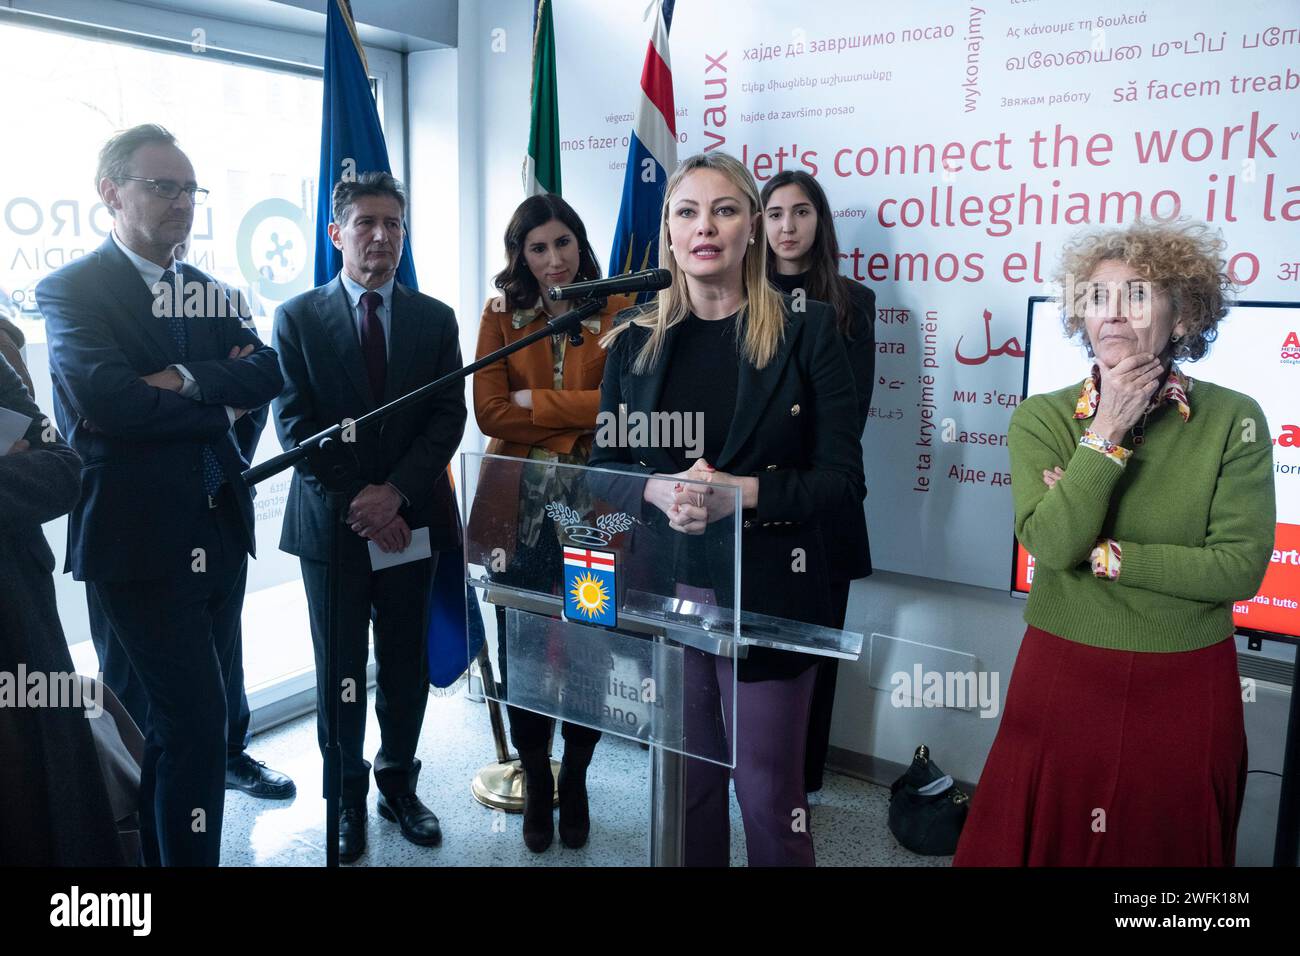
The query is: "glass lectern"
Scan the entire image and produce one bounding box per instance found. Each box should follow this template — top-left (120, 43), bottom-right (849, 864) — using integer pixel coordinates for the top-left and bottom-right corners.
top-left (462, 452), bottom-right (862, 865)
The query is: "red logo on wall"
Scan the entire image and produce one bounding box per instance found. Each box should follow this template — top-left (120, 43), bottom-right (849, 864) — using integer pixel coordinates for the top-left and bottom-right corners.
top-left (1013, 543), bottom-right (1035, 592)
top-left (1282, 331), bottom-right (1300, 364)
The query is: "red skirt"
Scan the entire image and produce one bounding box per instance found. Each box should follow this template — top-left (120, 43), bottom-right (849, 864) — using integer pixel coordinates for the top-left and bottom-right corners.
top-left (953, 625), bottom-right (1247, 867)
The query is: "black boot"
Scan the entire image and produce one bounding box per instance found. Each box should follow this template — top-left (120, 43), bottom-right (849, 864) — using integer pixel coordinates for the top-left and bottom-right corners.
top-left (518, 750), bottom-right (554, 853)
top-left (557, 740), bottom-right (596, 849)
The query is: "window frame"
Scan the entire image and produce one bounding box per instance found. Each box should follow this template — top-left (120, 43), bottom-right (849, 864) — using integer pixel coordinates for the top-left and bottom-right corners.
top-left (0, 4), bottom-right (407, 183)
top-left (0, 2), bottom-right (409, 731)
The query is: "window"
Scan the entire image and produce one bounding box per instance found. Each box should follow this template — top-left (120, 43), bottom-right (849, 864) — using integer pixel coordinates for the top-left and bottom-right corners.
top-left (0, 14), bottom-right (380, 718)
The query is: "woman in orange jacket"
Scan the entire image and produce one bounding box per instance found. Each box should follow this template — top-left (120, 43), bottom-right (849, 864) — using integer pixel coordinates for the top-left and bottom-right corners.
top-left (473, 193), bottom-right (629, 853)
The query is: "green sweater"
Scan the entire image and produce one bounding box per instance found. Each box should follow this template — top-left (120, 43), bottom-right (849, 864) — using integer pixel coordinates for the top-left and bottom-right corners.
top-left (1011, 377), bottom-right (1276, 653)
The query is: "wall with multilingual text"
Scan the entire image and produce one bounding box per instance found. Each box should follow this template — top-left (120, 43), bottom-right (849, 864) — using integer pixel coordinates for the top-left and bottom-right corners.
top-left (554, 0), bottom-right (1299, 589)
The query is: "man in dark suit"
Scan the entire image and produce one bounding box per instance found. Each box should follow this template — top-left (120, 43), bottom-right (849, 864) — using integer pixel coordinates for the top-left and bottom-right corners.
top-left (272, 171), bottom-right (465, 862)
top-left (38, 124), bottom-right (285, 866)
top-left (82, 236), bottom-right (296, 802)
top-left (0, 355), bottom-right (125, 865)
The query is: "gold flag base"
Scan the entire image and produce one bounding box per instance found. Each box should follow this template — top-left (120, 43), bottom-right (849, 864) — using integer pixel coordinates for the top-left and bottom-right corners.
top-left (471, 758), bottom-right (560, 812)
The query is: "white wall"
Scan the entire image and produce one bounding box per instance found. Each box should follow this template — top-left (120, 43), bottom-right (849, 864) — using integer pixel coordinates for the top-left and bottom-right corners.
top-left (408, 0), bottom-right (534, 475)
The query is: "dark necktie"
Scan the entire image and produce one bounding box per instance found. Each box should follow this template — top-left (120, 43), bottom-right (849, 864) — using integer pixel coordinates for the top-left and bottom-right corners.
top-left (359, 290), bottom-right (387, 402)
top-left (161, 269), bottom-right (225, 498)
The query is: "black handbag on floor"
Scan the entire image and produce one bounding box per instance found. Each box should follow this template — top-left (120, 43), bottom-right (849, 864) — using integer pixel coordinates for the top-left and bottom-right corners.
top-left (888, 744), bottom-right (970, 856)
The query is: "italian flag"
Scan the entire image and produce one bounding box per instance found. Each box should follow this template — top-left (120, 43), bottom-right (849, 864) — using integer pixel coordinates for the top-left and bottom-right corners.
top-left (523, 0), bottom-right (561, 195)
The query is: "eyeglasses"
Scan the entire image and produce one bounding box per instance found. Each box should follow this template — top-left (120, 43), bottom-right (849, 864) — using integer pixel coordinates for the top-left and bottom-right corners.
top-left (118, 176), bottom-right (210, 204)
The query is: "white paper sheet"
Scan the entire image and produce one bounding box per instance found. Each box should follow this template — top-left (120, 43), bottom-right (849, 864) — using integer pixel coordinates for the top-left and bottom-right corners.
top-left (367, 525), bottom-right (432, 571)
top-left (0, 406), bottom-right (34, 453)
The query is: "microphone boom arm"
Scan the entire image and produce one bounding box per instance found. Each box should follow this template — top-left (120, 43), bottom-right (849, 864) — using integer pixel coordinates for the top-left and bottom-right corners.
top-left (242, 296), bottom-right (608, 488)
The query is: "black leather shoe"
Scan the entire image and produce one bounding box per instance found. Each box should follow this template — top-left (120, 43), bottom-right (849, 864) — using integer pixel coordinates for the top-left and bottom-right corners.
top-left (377, 793), bottom-right (442, 847)
top-left (225, 752), bottom-right (296, 799)
top-left (339, 807), bottom-right (367, 863)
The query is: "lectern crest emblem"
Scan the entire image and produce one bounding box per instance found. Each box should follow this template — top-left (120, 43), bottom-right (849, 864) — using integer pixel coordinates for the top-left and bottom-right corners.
top-left (545, 502), bottom-right (633, 547)
top-left (547, 502), bottom-right (631, 628)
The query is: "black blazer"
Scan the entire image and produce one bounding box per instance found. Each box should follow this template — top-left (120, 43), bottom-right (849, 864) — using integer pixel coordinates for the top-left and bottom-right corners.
top-left (588, 296), bottom-right (866, 680)
top-left (833, 279), bottom-right (874, 580)
top-left (272, 275), bottom-right (466, 567)
top-left (38, 237), bottom-right (284, 582)
top-left (0, 355), bottom-right (125, 864)
top-left (0, 355), bottom-right (81, 609)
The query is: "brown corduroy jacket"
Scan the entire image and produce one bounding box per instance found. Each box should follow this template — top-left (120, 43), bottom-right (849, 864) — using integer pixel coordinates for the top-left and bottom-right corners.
top-left (469, 294), bottom-right (631, 557)
top-left (472, 294), bottom-right (632, 460)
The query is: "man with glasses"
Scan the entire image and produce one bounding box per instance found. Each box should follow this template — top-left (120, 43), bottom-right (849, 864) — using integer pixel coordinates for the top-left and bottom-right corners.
top-left (176, 235), bottom-right (295, 802)
top-left (38, 124), bottom-right (284, 866)
top-left (77, 234), bottom-right (297, 802)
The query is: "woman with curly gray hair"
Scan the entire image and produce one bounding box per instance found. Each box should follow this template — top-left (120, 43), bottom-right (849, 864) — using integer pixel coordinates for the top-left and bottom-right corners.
top-left (955, 220), bottom-right (1276, 866)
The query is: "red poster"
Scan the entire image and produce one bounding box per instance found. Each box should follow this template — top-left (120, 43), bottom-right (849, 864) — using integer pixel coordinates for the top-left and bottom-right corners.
top-left (1016, 524), bottom-right (1300, 639)
top-left (1233, 523), bottom-right (1300, 637)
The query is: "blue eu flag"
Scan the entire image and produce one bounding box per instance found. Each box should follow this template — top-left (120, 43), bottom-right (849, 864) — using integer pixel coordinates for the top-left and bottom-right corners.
top-left (315, 0), bottom-right (417, 288)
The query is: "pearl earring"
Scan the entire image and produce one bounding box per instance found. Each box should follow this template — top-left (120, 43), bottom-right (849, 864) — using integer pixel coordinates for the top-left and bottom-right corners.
top-left (748, 237), bottom-right (755, 245)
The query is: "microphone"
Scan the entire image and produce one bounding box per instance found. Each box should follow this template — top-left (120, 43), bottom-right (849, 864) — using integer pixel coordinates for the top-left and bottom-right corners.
top-left (547, 268), bottom-right (671, 302)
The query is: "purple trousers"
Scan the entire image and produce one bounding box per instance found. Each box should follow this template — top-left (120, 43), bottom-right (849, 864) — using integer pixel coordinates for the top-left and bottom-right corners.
top-left (682, 648), bottom-right (818, 867)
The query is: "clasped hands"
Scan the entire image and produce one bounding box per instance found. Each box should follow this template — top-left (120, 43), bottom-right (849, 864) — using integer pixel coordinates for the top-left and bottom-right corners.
top-left (348, 482), bottom-right (411, 554)
top-left (643, 458), bottom-right (758, 535)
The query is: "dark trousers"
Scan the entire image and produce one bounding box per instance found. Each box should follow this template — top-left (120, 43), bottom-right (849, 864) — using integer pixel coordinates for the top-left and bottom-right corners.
top-left (508, 705), bottom-right (602, 755)
top-left (682, 649), bottom-right (818, 867)
top-left (300, 553), bottom-right (434, 809)
top-left (90, 494), bottom-right (248, 867)
top-left (88, 589), bottom-right (252, 758)
top-left (804, 577), bottom-right (851, 791)
top-left (495, 605), bottom-right (602, 756)
top-left (491, 528), bottom-right (601, 758)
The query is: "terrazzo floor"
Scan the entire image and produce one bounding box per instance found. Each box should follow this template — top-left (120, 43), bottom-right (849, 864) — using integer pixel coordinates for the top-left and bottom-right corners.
top-left (220, 686), bottom-right (951, 867)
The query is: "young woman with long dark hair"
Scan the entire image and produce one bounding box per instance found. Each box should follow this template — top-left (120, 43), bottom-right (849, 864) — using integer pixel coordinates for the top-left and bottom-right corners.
top-left (760, 170), bottom-right (875, 793)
